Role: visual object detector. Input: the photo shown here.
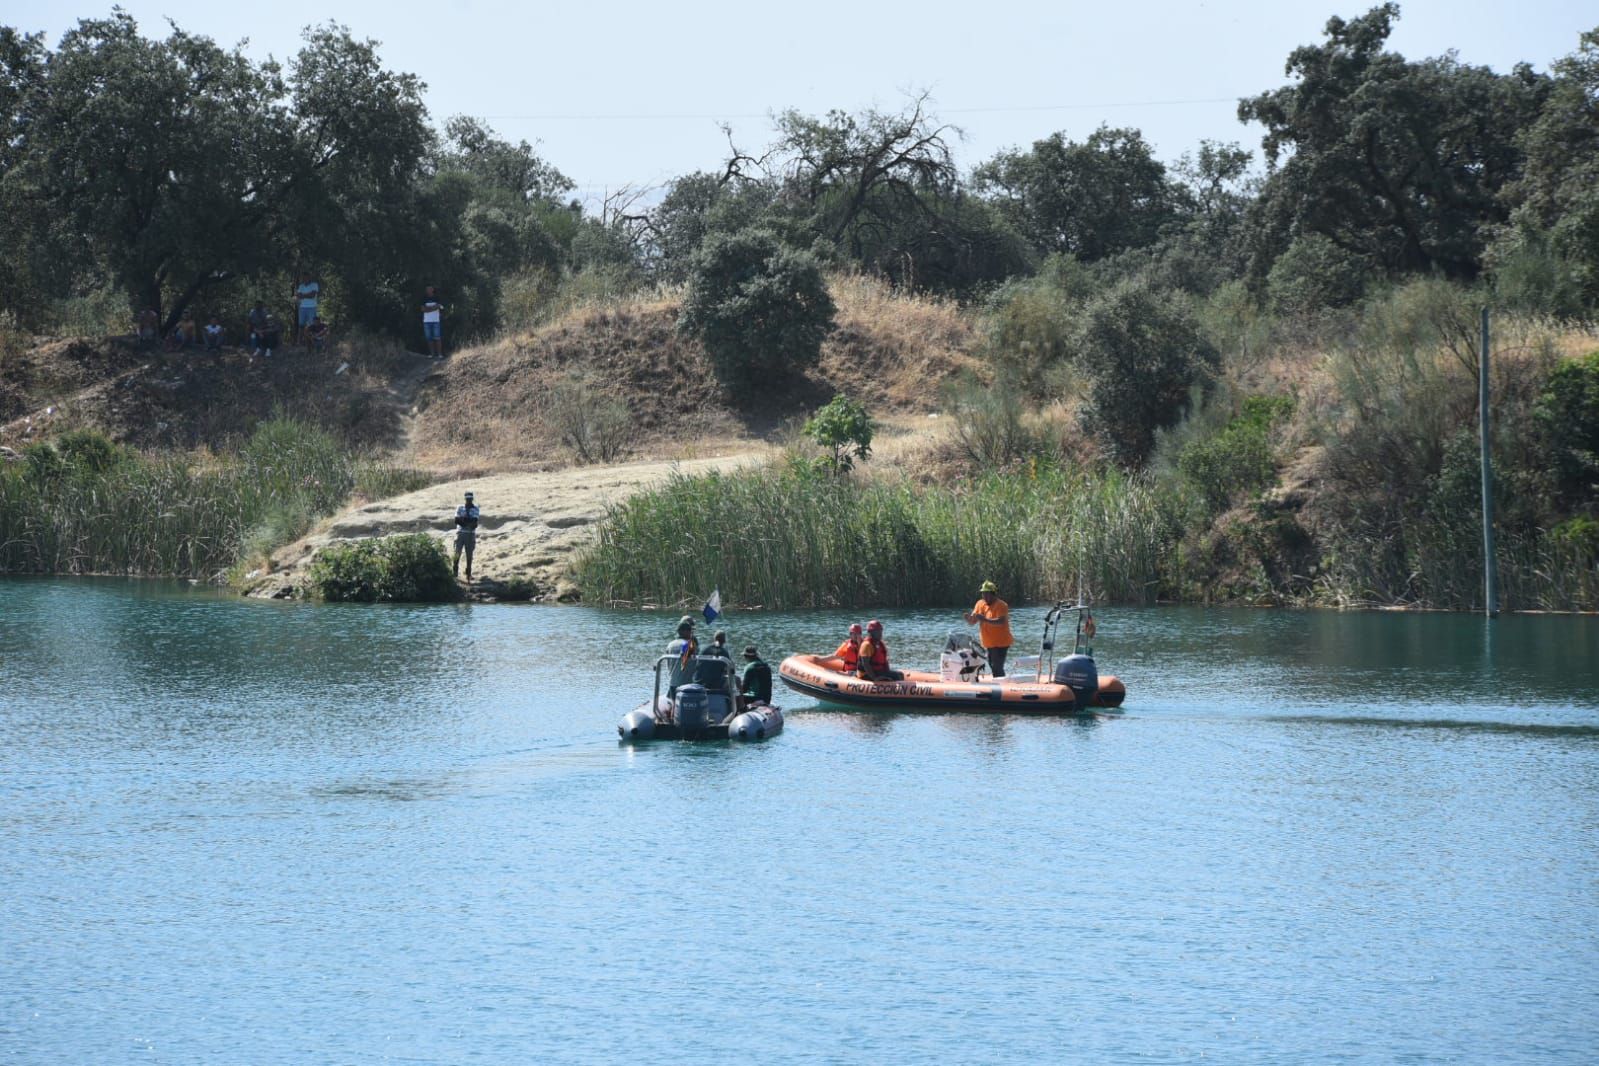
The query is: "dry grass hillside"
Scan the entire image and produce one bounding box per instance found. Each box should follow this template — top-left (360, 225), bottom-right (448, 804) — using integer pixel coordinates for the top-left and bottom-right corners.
top-left (0, 335), bottom-right (428, 452)
top-left (408, 274), bottom-right (982, 469)
top-left (2, 275), bottom-right (982, 471)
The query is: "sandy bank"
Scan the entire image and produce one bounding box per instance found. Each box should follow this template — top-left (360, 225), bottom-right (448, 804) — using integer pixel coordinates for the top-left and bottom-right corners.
top-left (248, 452), bottom-right (767, 602)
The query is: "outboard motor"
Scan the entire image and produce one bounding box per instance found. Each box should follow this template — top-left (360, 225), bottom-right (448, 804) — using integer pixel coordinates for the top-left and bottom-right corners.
top-left (1053, 654), bottom-right (1099, 708)
top-left (674, 684), bottom-right (711, 731)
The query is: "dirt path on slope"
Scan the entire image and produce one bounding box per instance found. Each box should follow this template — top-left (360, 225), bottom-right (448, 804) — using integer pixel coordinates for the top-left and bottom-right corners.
top-left (247, 452), bottom-right (769, 602)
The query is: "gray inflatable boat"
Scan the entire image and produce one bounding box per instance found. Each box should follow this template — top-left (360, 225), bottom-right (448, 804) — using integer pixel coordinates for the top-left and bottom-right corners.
top-left (619, 654), bottom-right (784, 743)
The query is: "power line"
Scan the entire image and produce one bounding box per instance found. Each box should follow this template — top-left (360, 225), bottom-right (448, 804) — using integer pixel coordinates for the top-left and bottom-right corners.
top-left (477, 96), bottom-right (1242, 122)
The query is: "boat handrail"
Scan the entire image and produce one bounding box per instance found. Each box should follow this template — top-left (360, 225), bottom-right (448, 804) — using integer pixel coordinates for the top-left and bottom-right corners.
top-left (651, 653), bottom-right (740, 722)
top-left (1036, 600), bottom-right (1095, 681)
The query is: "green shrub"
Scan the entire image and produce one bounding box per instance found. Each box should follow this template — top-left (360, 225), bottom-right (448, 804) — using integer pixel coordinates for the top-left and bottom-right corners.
top-left (1536, 351), bottom-right (1599, 509)
top-left (22, 429), bottom-right (131, 486)
top-left (1266, 234), bottom-right (1372, 315)
top-left (677, 228), bottom-right (835, 391)
top-left (802, 394), bottom-right (875, 473)
top-left (1549, 515), bottom-right (1599, 556)
top-left (1177, 395), bottom-right (1294, 513)
top-left (940, 372), bottom-right (1050, 470)
top-left (307, 533), bottom-right (459, 603)
top-left (1487, 227), bottom-right (1589, 318)
top-left (981, 274), bottom-right (1078, 396)
top-left (1073, 278), bottom-right (1219, 467)
top-left (1354, 277), bottom-right (1483, 373)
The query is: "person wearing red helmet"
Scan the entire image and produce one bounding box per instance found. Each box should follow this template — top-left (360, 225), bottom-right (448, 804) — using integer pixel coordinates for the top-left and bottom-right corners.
top-left (834, 623), bottom-right (864, 673)
top-left (856, 619), bottom-right (903, 682)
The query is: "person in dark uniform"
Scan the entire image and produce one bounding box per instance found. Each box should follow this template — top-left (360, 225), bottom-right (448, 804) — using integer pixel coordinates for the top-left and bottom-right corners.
top-left (453, 491), bottom-right (480, 580)
top-left (740, 646), bottom-right (772, 706)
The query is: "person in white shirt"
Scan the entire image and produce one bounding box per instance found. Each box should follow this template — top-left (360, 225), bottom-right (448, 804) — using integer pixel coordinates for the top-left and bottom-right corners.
top-left (421, 286), bottom-right (444, 359)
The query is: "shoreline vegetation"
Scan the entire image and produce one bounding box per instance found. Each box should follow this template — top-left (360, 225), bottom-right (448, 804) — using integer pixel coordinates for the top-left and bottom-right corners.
top-left (2, 9), bottom-right (1596, 609)
top-left (0, 419), bottom-right (431, 585)
top-left (2, 276), bottom-right (1596, 614)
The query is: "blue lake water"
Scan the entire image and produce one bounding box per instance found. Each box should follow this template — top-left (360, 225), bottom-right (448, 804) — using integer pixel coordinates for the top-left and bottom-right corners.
top-left (2, 578), bottom-right (1597, 1063)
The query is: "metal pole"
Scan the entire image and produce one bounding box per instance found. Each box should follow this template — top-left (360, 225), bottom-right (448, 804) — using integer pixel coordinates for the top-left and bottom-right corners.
top-left (1480, 307), bottom-right (1499, 618)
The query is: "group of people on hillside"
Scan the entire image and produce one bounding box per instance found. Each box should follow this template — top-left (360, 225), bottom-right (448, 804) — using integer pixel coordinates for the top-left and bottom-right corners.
top-left (139, 308), bottom-right (226, 353)
top-left (831, 581), bottom-right (1014, 681)
top-left (133, 279), bottom-right (448, 359)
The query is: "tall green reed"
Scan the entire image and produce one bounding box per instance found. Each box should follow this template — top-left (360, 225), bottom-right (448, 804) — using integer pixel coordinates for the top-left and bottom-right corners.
top-left (574, 461), bottom-right (1188, 608)
top-left (0, 418), bottom-right (432, 579)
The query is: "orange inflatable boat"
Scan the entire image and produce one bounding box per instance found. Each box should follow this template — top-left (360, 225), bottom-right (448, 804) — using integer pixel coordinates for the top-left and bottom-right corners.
top-left (779, 602), bottom-right (1127, 714)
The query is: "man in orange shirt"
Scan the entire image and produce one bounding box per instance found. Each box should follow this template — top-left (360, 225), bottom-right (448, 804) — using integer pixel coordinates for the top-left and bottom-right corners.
top-left (964, 580), bottom-right (1014, 677)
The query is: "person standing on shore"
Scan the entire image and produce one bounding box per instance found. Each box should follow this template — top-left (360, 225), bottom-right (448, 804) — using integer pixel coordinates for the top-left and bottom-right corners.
top-left (452, 490), bottom-right (479, 581)
top-left (421, 286), bottom-right (444, 359)
top-left (294, 273), bottom-right (321, 346)
top-left (964, 580), bottom-right (1013, 678)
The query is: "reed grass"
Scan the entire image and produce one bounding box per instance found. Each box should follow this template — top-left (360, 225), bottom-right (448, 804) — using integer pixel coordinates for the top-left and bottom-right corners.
top-left (0, 418), bottom-right (433, 580)
top-left (574, 460), bottom-right (1189, 608)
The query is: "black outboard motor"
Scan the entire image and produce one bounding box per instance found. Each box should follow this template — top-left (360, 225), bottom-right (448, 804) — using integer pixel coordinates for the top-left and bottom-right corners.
top-left (1053, 654), bottom-right (1099, 708)
top-left (675, 684), bottom-right (711, 730)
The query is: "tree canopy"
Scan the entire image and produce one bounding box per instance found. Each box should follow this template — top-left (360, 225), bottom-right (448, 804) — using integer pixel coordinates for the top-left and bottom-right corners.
top-left (677, 228), bottom-right (835, 393)
top-left (1238, 4), bottom-right (1551, 282)
top-left (1, 7), bottom-right (1595, 344)
top-left (976, 125), bottom-right (1177, 262)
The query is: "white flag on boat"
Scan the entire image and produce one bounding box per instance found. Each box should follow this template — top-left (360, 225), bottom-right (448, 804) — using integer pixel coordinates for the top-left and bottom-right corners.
top-left (702, 589), bottom-right (722, 623)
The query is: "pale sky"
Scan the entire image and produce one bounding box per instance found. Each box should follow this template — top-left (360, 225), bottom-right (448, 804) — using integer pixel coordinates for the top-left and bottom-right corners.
top-left (23, 1), bottom-right (1597, 209)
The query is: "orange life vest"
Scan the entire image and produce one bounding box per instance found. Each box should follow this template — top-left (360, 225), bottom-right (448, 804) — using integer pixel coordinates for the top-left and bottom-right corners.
top-left (834, 637), bottom-right (861, 671)
top-left (857, 637), bottom-right (889, 677)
